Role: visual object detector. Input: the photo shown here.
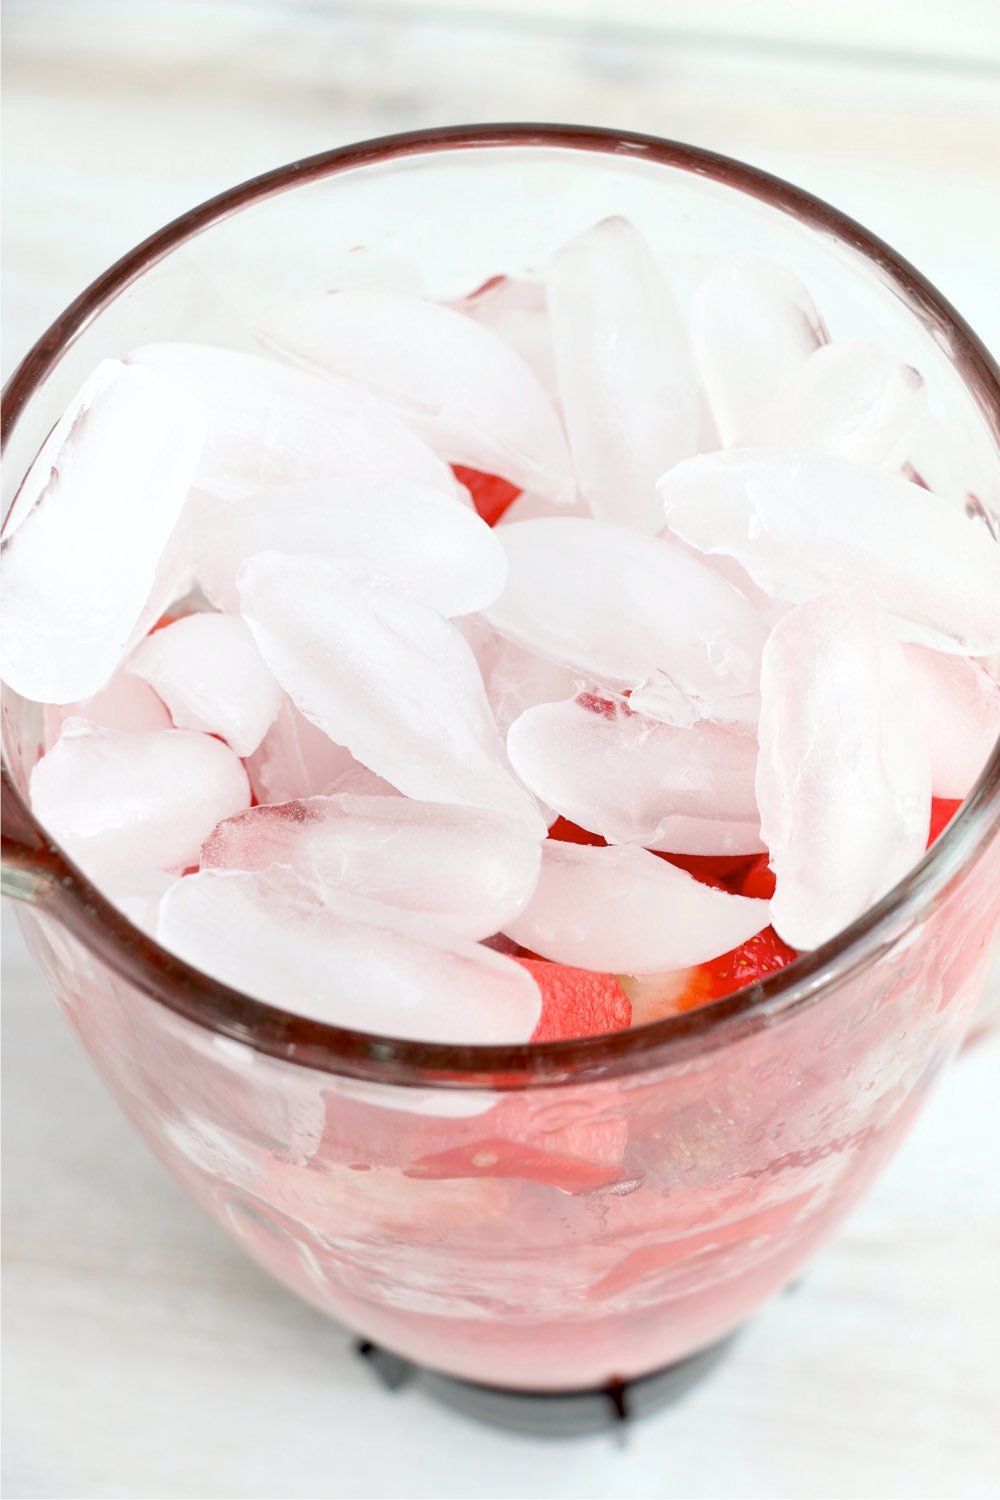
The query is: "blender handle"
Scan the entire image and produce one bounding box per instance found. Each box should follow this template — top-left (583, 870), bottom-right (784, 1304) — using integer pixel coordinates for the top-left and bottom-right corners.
top-left (1, 764), bottom-right (62, 903)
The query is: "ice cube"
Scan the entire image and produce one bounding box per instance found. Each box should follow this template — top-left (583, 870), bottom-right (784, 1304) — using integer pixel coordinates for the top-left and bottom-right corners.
top-left (904, 645), bottom-right (1000, 798)
top-left (89, 867), bottom-right (179, 936)
top-left (202, 794), bottom-right (542, 941)
top-left (483, 517), bottom-right (767, 716)
top-left (507, 697), bottom-right (763, 854)
top-left (495, 488), bottom-right (591, 526)
top-left (127, 612), bottom-right (282, 757)
top-left (503, 841), bottom-right (769, 973)
top-left (752, 342), bottom-right (925, 464)
top-left (1, 361), bottom-right (205, 704)
top-left (257, 289), bottom-right (574, 503)
top-left (30, 723), bottom-right (251, 874)
top-left (122, 504), bottom-right (200, 654)
top-left (238, 552), bottom-right (543, 829)
top-left (159, 865), bottom-right (542, 1044)
top-left (192, 477), bottom-right (507, 616)
top-left (689, 257), bottom-right (824, 444)
top-left (243, 695), bottom-right (369, 805)
top-left (454, 275), bottom-right (559, 402)
top-left (545, 217), bottom-right (699, 533)
top-left (43, 665), bottom-right (171, 749)
top-left (128, 343), bottom-right (455, 500)
top-left (660, 449), bottom-right (1000, 655)
top-left (462, 617), bottom-right (583, 739)
top-left (756, 587), bottom-right (931, 950)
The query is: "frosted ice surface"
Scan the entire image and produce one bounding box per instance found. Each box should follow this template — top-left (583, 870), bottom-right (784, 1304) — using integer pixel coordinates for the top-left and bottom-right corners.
top-left (193, 477), bottom-right (506, 616)
top-left (507, 697), bottom-right (763, 854)
top-left (546, 217), bottom-right (699, 533)
top-left (244, 695), bottom-right (368, 805)
top-left (495, 488), bottom-right (591, 526)
top-left (483, 518), bottom-right (767, 714)
top-left (753, 342), bottom-right (925, 464)
top-left (756, 587), bottom-right (931, 950)
top-left (128, 612), bottom-right (282, 757)
top-left (202, 794), bottom-right (542, 940)
top-left (462, 617), bottom-right (582, 739)
top-left (1, 361), bottom-right (205, 704)
top-left (504, 841), bottom-right (769, 973)
top-left (89, 868), bottom-right (179, 937)
top-left (122, 503), bottom-right (200, 656)
top-left (238, 552), bottom-right (543, 828)
top-left (660, 449), bottom-right (1000, 655)
top-left (159, 865), bottom-right (542, 1043)
top-left (904, 645), bottom-right (1000, 798)
top-left (43, 665), bottom-right (171, 750)
top-left (30, 723), bottom-right (250, 875)
top-left (257, 290), bottom-right (574, 502)
top-left (689, 257), bottom-right (824, 444)
top-left (128, 343), bottom-right (455, 500)
top-left (628, 667), bottom-right (761, 731)
top-left (455, 276), bottom-right (560, 402)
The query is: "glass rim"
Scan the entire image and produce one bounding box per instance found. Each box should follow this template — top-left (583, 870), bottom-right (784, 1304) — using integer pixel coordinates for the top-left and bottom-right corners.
top-left (3, 121), bottom-right (999, 1090)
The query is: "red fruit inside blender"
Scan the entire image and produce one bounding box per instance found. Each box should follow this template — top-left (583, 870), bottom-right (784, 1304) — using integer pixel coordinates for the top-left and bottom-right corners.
top-left (13, 230), bottom-right (998, 1059)
top-left (452, 464), bottom-right (522, 526)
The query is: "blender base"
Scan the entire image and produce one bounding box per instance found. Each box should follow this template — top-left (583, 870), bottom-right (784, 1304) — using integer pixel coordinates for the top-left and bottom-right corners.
top-left (355, 1334), bottom-right (736, 1437)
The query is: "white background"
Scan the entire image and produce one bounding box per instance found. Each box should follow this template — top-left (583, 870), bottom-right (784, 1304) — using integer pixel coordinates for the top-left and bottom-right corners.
top-left (3, 3), bottom-right (1000, 1497)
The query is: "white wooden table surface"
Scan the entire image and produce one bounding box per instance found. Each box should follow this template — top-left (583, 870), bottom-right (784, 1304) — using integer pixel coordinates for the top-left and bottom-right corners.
top-left (3, 4), bottom-right (1000, 1497)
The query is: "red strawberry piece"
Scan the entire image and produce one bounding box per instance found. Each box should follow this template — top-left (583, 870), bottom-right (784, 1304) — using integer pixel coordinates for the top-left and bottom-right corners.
top-left (704, 926), bottom-right (797, 1000)
top-left (735, 854), bottom-right (777, 900)
top-left (149, 612), bottom-right (183, 634)
top-left (623, 926), bottom-right (797, 1026)
top-left (659, 851), bottom-right (760, 890)
top-left (547, 816), bottom-right (608, 848)
top-left (403, 1137), bottom-right (623, 1195)
top-left (451, 464), bottom-right (521, 526)
top-left (518, 957), bottom-right (631, 1041)
top-left (927, 796), bottom-right (962, 847)
top-left (620, 967), bottom-right (714, 1024)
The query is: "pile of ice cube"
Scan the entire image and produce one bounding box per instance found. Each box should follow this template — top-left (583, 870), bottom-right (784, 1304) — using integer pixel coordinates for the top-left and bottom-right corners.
top-left (4, 217), bottom-right (999, 1045)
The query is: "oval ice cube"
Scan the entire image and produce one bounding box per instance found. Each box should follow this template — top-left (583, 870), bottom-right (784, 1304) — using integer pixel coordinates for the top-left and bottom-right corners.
top-left (1, 361), bottom-right (205, 704)
top-left (244, 695), bottom-right (371, 805)
top-left (462, 617), bottom-right (583, 739)
top-left (904, 645), bottom-right (1000, 798)
top-left (238, 552), bottom-right (542, 829)
top-left (756, 587), bottom-right (931, 950)
top-left (128, 343), bottom-right (455, 500)
top-left (660, 449), bottom-right (1000, 655)
top-left (257, 289), bottom-right (574, 502)
top-left (159, 865), bottom-right (542, 1044)
top-left (88, 868), bottom-right (179, 937)
top-left (752, 342), bottom-right (925, 465)
top-left (503, 840), bottom-right (769, 973)
top-left (483, 517), bottom-right (767, 714)
top-left (202, 794), bottom-right (542, 941)
top-left (193, 477), bottom-right (507, 616)
top-left (455, 275), bottom-right (559, 402)
top-left (128, 612), bottom-right (282, 757)
top-left (30, 723), bottom-right (250, 874)
top-left (507, 697), bottom-right (763, 855)
top-left (689, 257), bottom-right (824, 444)
top-left (545, 216), bottom-right (699, 533)
top-left (43, 665), bottom-right (171, 750)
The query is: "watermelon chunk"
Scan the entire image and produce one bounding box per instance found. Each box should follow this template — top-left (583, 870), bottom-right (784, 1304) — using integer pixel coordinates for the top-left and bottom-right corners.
top-left (518, 957), bottom-right (631, 1041)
